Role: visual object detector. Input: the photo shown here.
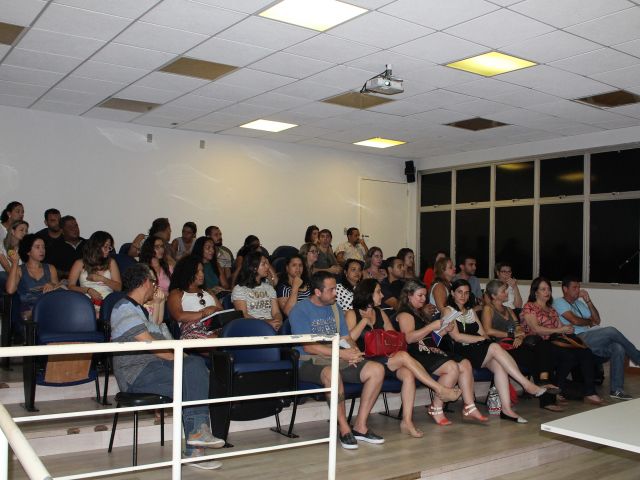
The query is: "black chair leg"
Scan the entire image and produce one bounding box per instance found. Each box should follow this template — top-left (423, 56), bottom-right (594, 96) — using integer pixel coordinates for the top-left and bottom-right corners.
top-left (347, 398), bottom-right (356, 424)
top-left (94, 377), bottom-right (101, 405)
top-left (22, 356), bottom-right (37, 412)
top-left (101, 356), bottom-right (111, 405)
top-left (108, 407), bottom-right (119, 453)
top-left (133, 411), bottom-right (138, 466)
top-left (160, 409), bottom-right (164, 446)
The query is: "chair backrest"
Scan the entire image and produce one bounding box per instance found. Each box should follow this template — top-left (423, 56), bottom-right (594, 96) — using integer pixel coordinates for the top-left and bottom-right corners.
top-left (99, 291), bottom-right (128, 325)
top-left (271, 257), bottom-right (287, 275)
top-left (112, 253), bottom-right (137, 276)
top-left (221, 318), bottom-right (280, 362)
top-left (32, 290), bottom-right (97, 334)
top-left (118, 243), bottom-right (132, 255)
top-left (270, 245), bottom-right (298, 262)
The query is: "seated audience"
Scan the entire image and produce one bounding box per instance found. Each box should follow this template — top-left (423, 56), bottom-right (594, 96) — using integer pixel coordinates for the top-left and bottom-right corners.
top-left (276, 254), bottom-right (311, 317)
top-left (149, 218), bottom-right (174, 260)
top-left (521, 277), bottom-right (603, 405)
top-left (231, 251), bottom-right (283, 332)
top-left (363, 247), bottom-right (387, 281)
top-left (0, 201), bottom-right (24, 244)
top-left (289, 271), bottom-right (385, 450)
top-left (191, 236), bottom-right (230, 293)
top-left (335, 227), bottom-right (367, 265)
top-left (172, 221), bottom-right (197, 260)
top-left (110, 263), bottom-right (224, 468)
top-left (482, 279), bottom-right (562, 411)
top-left (68, 231), bottom-right (122, 307)
top-left (397, 279), bottom-right (486, 426)
top-left (445, 279), bottom-right (549, 423)
top-left (554, 275), bottom-right (640, 401)
top-left (138, 235), bottom-right (173, 296)
top-left (45, 215), bottom-right (85, 279)
top-left (422, 249), bottom-right (447, 291)
top-left (302, 224), bottom-right (319, 248)
top-left (167, 255), bottom-right (224, 339)
top-left (453, 254), bottom-right (483, 311)
top-left (380, 256), bottom-right (405, 309)
top-left (6, 234), bottom-right (63, 319)
top-left (0, 220), bottom-right (28, 273)
top-left (35, 208), bottom-right (62, 248)
top-left (335, 259), bottom-right (363, 311)
top-left (429, 256), bottom-right (456, 314)
top-left (346, 279), bottom-right (461, 438)
top-left (205, 226), bottom-right (233, 286)
top-left (299, 242), bottom-right (319, 276)
top-left (495, 262), bottom-right (523, 313)
top-left (315, 229), bottom-right (342, 275)
top-left (396, 248), bottom-right (416, 279)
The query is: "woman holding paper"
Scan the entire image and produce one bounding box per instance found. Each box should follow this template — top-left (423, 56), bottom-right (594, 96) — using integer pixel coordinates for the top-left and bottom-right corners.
top-left (397, 279), bottom-right (487, 426)
top-left (167, 255), bottom-right (224, 339)
top-left (445, 279), bottom-right (549, 423)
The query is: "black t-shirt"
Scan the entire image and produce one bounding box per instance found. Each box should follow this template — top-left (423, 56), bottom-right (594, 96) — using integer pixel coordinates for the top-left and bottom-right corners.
top-left (45, 237), bottom-right (86, 277)
top-left (381, 278), bottom-right (405, 307)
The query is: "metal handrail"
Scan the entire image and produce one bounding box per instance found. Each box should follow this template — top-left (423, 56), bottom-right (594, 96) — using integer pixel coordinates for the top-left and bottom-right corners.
top-left (0, 333), bottom-right (340, 480)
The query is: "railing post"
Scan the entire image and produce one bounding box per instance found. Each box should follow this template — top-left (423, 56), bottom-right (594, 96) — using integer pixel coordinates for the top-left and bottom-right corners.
top-left (172, 346), bottom-right (184, 480)
top-left (327, 334), bottom-right (339, 480)
top-left (1, 426), bottom-right (7, 480)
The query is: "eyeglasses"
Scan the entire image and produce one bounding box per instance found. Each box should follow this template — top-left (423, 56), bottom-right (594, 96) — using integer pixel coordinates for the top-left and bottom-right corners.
top-left (103, 245), bottom-right (114, 252)
top-left (308, 249), bottom-right (319, 254)
top-left (197, 292), bottom-right (206, 306)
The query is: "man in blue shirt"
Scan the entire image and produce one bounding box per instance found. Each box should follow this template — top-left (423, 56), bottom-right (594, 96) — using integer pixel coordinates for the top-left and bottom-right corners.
top-left (289, 271), bottom-right (385, 450)
top-left (554, 275), bottom-right (640, 401)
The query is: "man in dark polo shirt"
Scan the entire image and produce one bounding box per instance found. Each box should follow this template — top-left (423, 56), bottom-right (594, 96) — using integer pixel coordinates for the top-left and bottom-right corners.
top-left (45, 215), bottom-right (85, 279)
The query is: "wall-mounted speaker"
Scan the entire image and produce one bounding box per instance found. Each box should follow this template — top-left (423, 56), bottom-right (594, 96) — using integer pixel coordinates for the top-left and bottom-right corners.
top-left (404, 160), bottom-right (416, 183)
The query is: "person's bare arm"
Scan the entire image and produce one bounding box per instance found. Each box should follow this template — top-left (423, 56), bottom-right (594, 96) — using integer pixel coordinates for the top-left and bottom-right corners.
top-left (167, 290), bottom-right (220, 324)
top-left (133, 330), bottom-right (174, 360)
top-left (481, 305), bottom-right (507, 338)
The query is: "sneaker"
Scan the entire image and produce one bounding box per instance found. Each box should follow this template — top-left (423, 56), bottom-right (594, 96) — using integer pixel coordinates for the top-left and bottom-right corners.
top-left (339, 432), bottom-right (358, 450)
top-left (187, 424), bottom-right (226, 448)
top-left (184, 448), bottom-right (222, 470)
top-left (610, 390), bottom-right (633, 401)
top-left (351, 428), bottom-right (385, 445)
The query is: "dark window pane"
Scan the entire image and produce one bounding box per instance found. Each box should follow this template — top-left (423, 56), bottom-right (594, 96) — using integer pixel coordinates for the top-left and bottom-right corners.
top-left (421, 171), bottom-right (452, 207)
top-left (591, 148), bottom-right (640, 194)
top-left (539, 203), bottom-right (583, 281)
top-left (590, 199), bottom-right (639, 284)
top-left (420, 211), bottom-right (450, 276)
top-left (455, 209), bottom-right (489, 277)
top-left (456, 167), bottom-right (490, 204)
top-left (495, 206), bottom-right (533, 279)
top-left (540, 155), bottom-right (584, 197)
top-left (495, 162), bottom-right (534, 201)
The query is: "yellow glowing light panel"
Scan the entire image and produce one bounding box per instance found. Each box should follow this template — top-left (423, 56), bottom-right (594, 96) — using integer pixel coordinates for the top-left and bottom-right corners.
top-left (260, 0), bottom-right (367, 31)
top-left (239, 119), bottom-right (298, 132)
top-left (447, 51), bottom-right (536, 77)
top-left (354, 137), bottom-right (406, 148)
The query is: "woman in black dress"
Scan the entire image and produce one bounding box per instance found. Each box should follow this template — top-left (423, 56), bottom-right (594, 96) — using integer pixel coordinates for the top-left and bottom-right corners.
top-left (397, 279), bottom-right (487, 426)
top-left (445, 279), bottom-right (548, 423)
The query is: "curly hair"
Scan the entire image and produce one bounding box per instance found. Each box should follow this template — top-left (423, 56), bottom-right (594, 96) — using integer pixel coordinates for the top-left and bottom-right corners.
top-left (18, 234), bottom-right (41, 263)
top-left (191, 236), bottom-right (220, 277)
top-left (352, 278), bottom-right (379, 310)
top-left (139, 235), bottom-right (171, 278)
top-left (169, 255), bottom-right (202, 292)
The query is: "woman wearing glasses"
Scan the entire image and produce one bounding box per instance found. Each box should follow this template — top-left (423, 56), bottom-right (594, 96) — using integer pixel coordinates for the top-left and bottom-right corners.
top-left (167, 255), bottom-right (224, 339)
top-left (68, 231), bottom-right (121, 307)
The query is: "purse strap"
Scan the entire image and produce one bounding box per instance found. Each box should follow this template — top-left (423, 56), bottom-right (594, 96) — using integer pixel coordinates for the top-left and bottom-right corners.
top-left (330, 302), bottom-right (341, 335)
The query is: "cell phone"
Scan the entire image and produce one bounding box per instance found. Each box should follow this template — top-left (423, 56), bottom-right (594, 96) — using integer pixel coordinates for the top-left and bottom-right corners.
top-left (339, 339), bottom-right (351, 349)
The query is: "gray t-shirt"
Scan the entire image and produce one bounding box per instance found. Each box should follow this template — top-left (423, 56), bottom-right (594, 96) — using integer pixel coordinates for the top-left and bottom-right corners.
top-left (231, 282), bottom-right (276, 319)
top-left (110, 297), bottom-right (166, 392)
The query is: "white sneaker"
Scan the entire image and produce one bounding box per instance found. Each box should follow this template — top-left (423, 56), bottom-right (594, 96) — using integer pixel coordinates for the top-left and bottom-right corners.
top-left (184, 448), bottom-right (222, 470)
top-left (187, 424), bottom-right (226, 448)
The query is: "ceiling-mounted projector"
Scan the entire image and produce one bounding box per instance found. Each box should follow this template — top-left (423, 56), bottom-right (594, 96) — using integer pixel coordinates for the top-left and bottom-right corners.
top-left (361, 64), bottom-right (404, 95)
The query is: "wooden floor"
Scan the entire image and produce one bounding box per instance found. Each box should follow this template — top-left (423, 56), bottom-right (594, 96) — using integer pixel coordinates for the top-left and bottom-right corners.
top-left (8, 389), bottom-right (640, 480)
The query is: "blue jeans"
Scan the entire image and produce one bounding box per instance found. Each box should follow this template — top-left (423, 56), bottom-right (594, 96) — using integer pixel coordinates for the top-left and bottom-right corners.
top-left (580, 327), bottom-right (640, 392)
top-left (128, 355), bottom-right (210, 448)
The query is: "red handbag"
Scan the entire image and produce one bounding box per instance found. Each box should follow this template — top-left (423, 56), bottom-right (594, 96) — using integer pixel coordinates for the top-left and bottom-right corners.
top-left (364, 329), bottom-right (407, 357)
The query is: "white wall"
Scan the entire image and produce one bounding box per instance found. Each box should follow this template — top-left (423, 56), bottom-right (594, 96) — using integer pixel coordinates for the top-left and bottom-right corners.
top-left (0, 105), bottom-right (408, 254)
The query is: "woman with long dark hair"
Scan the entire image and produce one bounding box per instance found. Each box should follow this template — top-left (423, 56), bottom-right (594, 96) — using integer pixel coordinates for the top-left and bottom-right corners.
top-left (139, 235), bottom-right (172, 295)
top-left (335, 258), bottom-right (363, 311)
top-left (0, 201), bottom-right (24, 245)
top-left (191, 236), bottom-right (230, 292)
top-left (276, 254), bottom-right (311, 316)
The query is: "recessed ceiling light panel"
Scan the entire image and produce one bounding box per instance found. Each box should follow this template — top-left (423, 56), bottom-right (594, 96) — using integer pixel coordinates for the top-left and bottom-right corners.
top-left (259, 0), bottom-right (367, 31)
top-left (240, 119), bottom-right (298, 132)
top-left (447, 51), bottom-right (536, 77)
top-left (354, 137), bottom-right (406, 149)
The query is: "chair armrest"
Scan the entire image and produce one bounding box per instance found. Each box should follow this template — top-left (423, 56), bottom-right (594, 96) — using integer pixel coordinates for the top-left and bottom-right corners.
top-left (24, 319), bottom-right (37, 346)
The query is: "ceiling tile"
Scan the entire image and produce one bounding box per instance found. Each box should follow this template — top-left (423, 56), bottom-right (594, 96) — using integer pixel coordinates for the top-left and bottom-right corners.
top-left (528, 99), bottom-right (631, 125)
top-left (0, 0), bottom-right (47, 26)
top-left (249, 52), bottom-right (333, 79)
top-left (591, 64), bottom-right (640, 88)
top-left (41, 87), bottom-right (107, 105)
top-left (73, 60), bottom-right (149, 84)
top-left (446, 78), bottom-right (525, 98)
top-left (0, 64), bottom-right (64, 87)
top-left (391, 32), bottom-right (488, 64)
top-left (185, 0), bottom-right (274, 15)
top-left (492, 88), bottom-right (559, 107)
top-left (165, 93), bottom-right (233, 111)
top-left (217, 126), bottom-right (269, 138)
top-left (273, 79), bottom-right (346, 100)
top-left (499, 65), bottom-right (611, 98)
top-left (187, 37), bottom-right (274, 67)
top-left (609, 102), bottom-right (640, 118)
top-left (194, 82), bottom-right (262, 102)
top-left (54, 0), bottom-right (160, 19)
top-left (215, 102), bottom-right (280, 118)
top-left (17, 28), bottom-right (105, 57)
top-left (0, 79), bottom-right (47, 97)
top-left (132, 113), bottom-right (184, 128)
top-left (380, 0), bottom-right (499, 30)
top-left (117, 84), bottom-right (182, 103)
top-left (565, 8), bottom-right (640, 45)
top-left (307, 65), bottom-right (378, 91)
top-left (114, 21), bottom-right (207, 54)
top-left (140, 0), bottom-right (246, 35)
top-left (34, 3), bottom-right (131, 41)
top-left (91, 42), bottom-right (175, 70)
top-left (503, 30), bottom-right (600, 64)
top-left (244, 92), bottom-right (311, 110)
top-left (445, 9), bottom-right (554, 48)
top-left (0, 44), bottom-right (9, 57)
top-left (550, 48), bottom-right (640, 76)
top-left (134, 71), bottom-right (209, 92)
top-left (409, 108), bottom-right (478, 124)
top-left (32, 99), bottom-right (88, 114)
top-left (328, 11), bottom-right (432, 49)
top-left (405, 89), bottom-right (475, 108)
top-left (450, 98), bottom-right (513, 116)
top-left (216, 68), bottom-right (296, 91)
top-left (614, 38), bottom-right (640, 57)
top-left (286, 101), bottom-right (352, 118)
top-left (0, 93), bottom-right (37, 107)
top-left (346, 50), bottom-right (426, 74)
top-left (3, 48), bottom-right (84, 73)
top-left (56, 76), bottom-right (125, 96)
top-left (367, 99), bottom-right (430, 115)
top-left (189, 111), bottom-right (247, 128)
top-left (402, 64), bottom-right (478, 90)
top-left (510, 0), bottom-right (634, 28)
top-left (148, 103), bottom-right (209, 122)
top-left (218, 16), bottom-right (317, 51)
top-left (285, 34), bottom-right (380, 63)
top-left (83, 106), bottom-right (141, 121)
